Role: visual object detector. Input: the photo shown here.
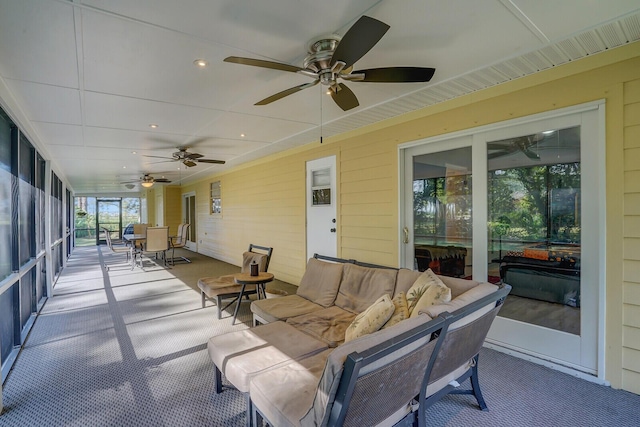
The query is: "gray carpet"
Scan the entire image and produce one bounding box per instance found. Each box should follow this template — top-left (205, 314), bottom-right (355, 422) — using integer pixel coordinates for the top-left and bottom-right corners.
top-left (1, 246), bottom-right (639, 426)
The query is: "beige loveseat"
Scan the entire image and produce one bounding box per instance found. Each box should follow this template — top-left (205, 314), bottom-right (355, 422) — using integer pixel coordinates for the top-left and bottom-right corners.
top-left (207, 255), bottom-right (510, 427)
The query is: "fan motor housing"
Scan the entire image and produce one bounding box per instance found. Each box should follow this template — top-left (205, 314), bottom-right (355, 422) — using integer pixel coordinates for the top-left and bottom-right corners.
top-left (304, 35), bottom-right (340, 75)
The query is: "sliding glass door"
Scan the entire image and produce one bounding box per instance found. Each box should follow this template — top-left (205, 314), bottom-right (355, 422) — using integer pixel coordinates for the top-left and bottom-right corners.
top-left (401, 103), bottom-right (604, 376)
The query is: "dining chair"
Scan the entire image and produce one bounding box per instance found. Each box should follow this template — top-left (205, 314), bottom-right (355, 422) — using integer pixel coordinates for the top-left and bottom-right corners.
top-left (168, 223), bottom-right (191, 265)
top-left (139, 226), bottom-right (170, 268)
top-left (131, 223), bottom-right (148, 249)
top-left (102, 227), bottom-right (134, 270)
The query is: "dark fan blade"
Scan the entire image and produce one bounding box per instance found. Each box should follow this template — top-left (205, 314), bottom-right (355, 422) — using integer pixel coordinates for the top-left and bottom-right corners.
top-left (143, 155), bottom-right (174, 159)
top-left (354, 67), bottom-right (436, 83)
top-left (330, 83), bottom-right (359, 111)
top-left (330, 16), bottom-right (389, 69)
top-left (196, 159), bottom-right (226, 164)
top-left (255, 80), bottom-right (319, 105)
top-left (224, 56), bottom-right (304, 73)
top-left (183, 160), bottom-right (197, 167)
top-left (148, 160), bottom-right (177, 166)
top-left (522, 149), bottom-right (541, 160)
top-left (185, 152), bottom-right (203, 159)
top-left (154, 178), bottom-right (172, 183)
top-left (488, 150), bottom-right (513, 160)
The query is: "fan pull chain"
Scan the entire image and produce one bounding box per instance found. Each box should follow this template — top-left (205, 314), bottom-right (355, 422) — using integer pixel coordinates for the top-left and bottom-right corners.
top-left (320, 85), bottom-right (323, 144)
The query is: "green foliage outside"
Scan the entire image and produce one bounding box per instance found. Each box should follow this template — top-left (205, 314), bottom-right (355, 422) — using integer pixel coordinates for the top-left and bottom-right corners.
top-left (413, 162), bottom-right (581, 248)
top-left (488, 162), bottom-right (581, 246)
top-left (74, 197), bottom-right (141, 243)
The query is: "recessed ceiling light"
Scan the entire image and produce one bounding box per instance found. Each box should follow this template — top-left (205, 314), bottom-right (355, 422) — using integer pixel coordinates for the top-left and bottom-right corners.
top-left (240, 133), bottom-right (245, 138)
top-left (131, 151), bottom-right (137, 154)
top-left (194, 59), bottom-right (208, 68)
top-left (123, 166), bottom-right (126, 169)
top-left (149, 124), bottom-right (158, 129)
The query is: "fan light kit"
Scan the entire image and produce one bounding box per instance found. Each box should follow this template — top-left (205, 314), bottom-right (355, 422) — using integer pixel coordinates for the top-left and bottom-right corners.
top-left (223, 15), bottom-right (435, 111)
top-left (121, 173), bottom-right (172, 188)
top-left (194, 59), bottom-right (208, 68)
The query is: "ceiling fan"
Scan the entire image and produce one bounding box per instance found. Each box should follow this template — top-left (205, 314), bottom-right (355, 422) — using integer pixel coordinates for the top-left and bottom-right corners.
top-left (144, 147), bottom-right (225, 168)
top-left (487, 134), bottom-right (543, 161)
top-left (224, 15), bottom-right (436, 111)
top-left (120, 173), bottom-right (172, 188)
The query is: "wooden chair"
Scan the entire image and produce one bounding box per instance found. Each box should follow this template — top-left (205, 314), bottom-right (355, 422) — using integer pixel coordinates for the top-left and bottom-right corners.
top-left (168, 223), bottom-right (191, 265)
top-left (197, 244), bottom-right (273, 319)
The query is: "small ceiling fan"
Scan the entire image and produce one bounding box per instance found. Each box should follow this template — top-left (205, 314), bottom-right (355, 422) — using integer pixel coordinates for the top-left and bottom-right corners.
top-left (487, 134), bottom-right (543, 161)
top-left (144, 147), bottom-right (225, 168)
top-left (224, 15), bottom-right (435, 111)
top-left (120, 173), bottom-right (172, 188)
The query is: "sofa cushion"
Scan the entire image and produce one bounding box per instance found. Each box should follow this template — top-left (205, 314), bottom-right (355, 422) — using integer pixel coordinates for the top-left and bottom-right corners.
top-left (207, 321), bottom-right (328, 393)
top-left (296, 258), bottom-right (344, 307)
top-left (241, 251), bottom-right (268, 273)
top-left (395, 268), bottom-right (422, 296)
top-left (249, 348), bottom-right (333, 427)
top-left (420, 282), bottom-right (499, 328)
top-left (383, 292), bottom-right (410, 329)
top-left (345, 294), bottom-right (395, 342)
top-left (439, 275), bottom-right (480, 299)
top-left (251, 294), bottom-right (324, 323)
top-left (406, 270), bottom-right (451, 317)
top-left (334, 263), bottom-right (397, 314)
top-left (286, 306), bottom-right (357, 348)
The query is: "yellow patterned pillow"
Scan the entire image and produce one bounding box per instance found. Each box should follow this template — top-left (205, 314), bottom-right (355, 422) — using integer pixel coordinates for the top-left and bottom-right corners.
top-left (382, 292), bottom-right (410, 329)
top-left (344, 294), bottom-right (395, 342)
top-left (406, 269), bottom-right (452, 317)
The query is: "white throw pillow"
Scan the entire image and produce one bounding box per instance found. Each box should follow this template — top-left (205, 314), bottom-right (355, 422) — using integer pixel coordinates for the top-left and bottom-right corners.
top-left (382, 292), bottom-right (410, 329)
top-left (406, 269), bottom-right (452, 318)
top-left (344, 294), bottom-right (395, 342)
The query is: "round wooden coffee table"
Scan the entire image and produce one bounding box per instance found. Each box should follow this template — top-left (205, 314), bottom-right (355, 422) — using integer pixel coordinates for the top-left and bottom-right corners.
top-left (231, 272), bottom-right (274, 325)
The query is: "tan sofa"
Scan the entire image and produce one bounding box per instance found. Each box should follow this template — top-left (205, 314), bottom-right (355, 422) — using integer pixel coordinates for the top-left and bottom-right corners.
top-left (207, 255), bottom-right (510, 427)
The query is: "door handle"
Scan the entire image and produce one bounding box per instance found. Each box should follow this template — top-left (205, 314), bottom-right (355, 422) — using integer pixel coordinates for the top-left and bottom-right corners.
top-left (403, 227), bottom-right (409, 244)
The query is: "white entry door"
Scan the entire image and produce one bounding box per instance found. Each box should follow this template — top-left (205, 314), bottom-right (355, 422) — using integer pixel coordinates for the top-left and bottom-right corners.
top-left (306, 156), bottom-right (337, 259)
top-left (182, 192), bottom-right (196, 249)
top-left (155, 194), bottom-right (163, 226)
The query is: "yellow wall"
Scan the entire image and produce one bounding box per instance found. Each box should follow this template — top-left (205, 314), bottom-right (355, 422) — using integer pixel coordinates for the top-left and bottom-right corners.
top-left (145, 186), bottom-right (181, 234)
top-left (179, 42), bottom-right (640, 392)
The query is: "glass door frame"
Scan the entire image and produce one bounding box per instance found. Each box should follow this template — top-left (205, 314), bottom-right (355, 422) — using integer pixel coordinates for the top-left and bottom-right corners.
top-left (399, 101), bottom-right (606, 380)
top-left (96, 199), bottom-right (123, 245)
top-left (182, 192), bottom-right (197, 250)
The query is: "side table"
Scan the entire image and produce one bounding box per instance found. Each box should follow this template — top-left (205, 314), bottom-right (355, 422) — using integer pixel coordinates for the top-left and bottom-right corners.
top-left (231, 272), bottom-right (274, 325)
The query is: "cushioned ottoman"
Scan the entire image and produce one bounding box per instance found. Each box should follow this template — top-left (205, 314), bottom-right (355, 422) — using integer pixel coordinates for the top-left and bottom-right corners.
top-left (207, 321), bottom-right (329, 394)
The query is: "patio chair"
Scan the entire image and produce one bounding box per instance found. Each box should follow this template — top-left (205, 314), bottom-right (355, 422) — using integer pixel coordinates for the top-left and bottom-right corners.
top-left (138, 226), bottom-right (170, 268)
top-left (250, 313), bottom-right (449, 427)
top-left (197, 244), bottom-right (273, 319)
top-left (102, 227), bottom-right (134, 270)
top-left (417, 283), bottom-right (512, 423)
top-left (167, 223), bottom-right (191, 265)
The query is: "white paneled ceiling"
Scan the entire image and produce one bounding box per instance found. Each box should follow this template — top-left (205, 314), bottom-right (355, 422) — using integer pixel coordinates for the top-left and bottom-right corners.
top-left (0, 0), bottom-right (638, 194)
